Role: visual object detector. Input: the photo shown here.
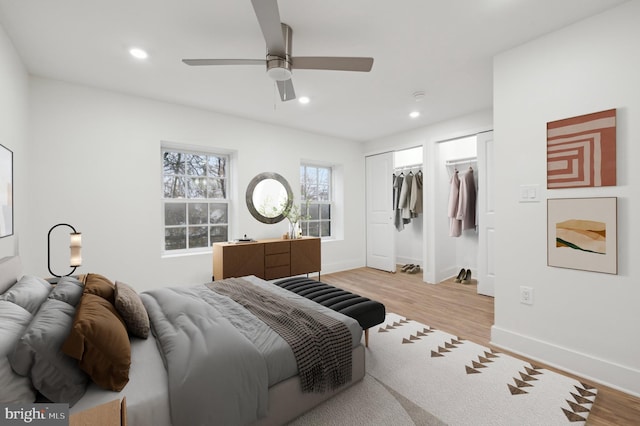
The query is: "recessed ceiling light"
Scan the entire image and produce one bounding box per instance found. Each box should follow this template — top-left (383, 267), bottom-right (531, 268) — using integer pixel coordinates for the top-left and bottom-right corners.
top-left (298, 96), bottom-right (310, 104)
top-left (409, 111), bottom-right (420, 118)
top-left (129, 48), bottom-right (148, 59)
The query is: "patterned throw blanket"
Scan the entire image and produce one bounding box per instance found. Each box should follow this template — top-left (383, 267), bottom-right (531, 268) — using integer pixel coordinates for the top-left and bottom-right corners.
top-left (207, 278), bottom-right (352, 392)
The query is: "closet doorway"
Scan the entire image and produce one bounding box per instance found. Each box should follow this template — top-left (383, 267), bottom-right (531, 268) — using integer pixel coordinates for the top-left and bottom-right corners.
top-left (365, 147), bottom-right (424, 274)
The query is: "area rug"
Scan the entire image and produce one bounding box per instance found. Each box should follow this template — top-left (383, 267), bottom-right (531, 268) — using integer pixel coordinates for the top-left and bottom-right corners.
top-left (291, 313), bottom-right (597, 425)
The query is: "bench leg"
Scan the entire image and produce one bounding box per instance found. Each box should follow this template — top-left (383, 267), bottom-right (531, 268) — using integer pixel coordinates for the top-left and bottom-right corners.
top-left (365, 328), bottom-right (369, 348)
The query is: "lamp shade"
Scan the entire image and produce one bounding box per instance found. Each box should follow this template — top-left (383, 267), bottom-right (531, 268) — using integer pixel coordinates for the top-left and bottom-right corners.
top-left (70, 232), bottom-right (82, 267)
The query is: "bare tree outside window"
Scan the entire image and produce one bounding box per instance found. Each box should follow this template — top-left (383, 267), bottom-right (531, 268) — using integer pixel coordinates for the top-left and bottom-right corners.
top-left (300, 164), bottom-right (332, 238)
top-left (162, 148), bottom-right (229, 252)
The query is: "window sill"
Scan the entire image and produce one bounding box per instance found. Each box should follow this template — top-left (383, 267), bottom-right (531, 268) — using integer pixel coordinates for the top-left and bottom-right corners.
top-left (161, 249), bottom-right (212, 259)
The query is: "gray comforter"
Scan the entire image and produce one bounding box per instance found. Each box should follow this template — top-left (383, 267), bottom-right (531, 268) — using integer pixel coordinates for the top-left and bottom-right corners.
top-left (140, 276), bottom-right (361, 426)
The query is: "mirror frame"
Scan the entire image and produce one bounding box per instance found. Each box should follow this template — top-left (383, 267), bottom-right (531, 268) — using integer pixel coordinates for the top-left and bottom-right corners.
top-left (245, 172), bottom-right (293, 224)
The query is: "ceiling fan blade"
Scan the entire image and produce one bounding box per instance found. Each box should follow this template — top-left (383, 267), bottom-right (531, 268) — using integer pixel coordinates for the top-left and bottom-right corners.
top-left (277, 79), bottom-right (296, 102)
top-left (291, 57), bottom-right (374, 72)
top-left (250, 0), bottom-right (285, 56)
top-left (182, 59), bottom-right (265, 66)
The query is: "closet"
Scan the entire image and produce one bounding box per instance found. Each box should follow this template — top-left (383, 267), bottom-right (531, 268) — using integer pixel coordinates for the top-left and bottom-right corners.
top-left (366, 131), bottom-right (494, 297)
top-left (392, 147), bottom-right (423, 271)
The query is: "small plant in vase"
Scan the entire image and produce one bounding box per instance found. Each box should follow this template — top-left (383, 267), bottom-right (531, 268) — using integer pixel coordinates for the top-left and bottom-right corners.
top-left (283, 200), bottom-right (310, 239)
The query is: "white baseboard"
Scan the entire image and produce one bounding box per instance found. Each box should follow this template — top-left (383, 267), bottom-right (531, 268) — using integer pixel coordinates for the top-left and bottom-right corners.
top-left (491, 325), bottom-right (640, 398)
top-left (321, 260), bottom-right (365, 275)
top-left (396, 256), bottom-right (421, 267)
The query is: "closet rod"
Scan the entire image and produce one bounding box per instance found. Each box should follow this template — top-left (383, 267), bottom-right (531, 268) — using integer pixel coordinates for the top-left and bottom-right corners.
top-left (394, 163), bottom-right (422, 171)
top-left (445, 156), bottom-right (477, 167)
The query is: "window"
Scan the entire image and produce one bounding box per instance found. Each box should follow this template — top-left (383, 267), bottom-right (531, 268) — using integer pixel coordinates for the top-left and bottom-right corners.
top-left (162, 148), bottom-right (229, 253)
top-left (300, 164), bottom-right (332, 238)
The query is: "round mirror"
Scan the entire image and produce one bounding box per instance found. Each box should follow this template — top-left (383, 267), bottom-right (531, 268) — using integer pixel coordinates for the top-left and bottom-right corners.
top-left (246, 172), bottom-right (293, 224)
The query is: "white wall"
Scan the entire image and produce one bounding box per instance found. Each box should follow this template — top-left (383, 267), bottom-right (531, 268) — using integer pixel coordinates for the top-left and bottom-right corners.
top-left (0, 25), bottom-right (28, 260)
top-left (365, 109), bottom-right (492, 283)
top-left (24, 78), bottom-right (366, 291)
top-left (492, 1), bottom-right (640, 396)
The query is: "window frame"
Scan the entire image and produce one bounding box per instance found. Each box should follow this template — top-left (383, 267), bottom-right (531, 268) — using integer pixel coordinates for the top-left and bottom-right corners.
top-left (300, 163), bottom-right (333, 239)
top-left (161, 146), bottom-right (230, 255)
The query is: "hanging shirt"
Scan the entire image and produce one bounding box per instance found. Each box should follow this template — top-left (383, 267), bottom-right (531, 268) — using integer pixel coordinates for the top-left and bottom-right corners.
top-left (457, 167), bottom-right (477, 231)
top-left (448, 171), bottom-right (462, 237)
top-left (393, 174), bottom-right (405, 231)
top-left (410, 170), bottom-right (423, 216)
top-left (399, 172), bottom-right (414, 220)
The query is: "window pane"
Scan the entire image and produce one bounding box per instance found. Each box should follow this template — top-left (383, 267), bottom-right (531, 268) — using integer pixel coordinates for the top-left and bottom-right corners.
top-left (165, 228), bottom-right (186, 250)
top-left (186, 154), bottom-right (206, 177)
top-left (318, 168), bottom-right (330, 186)
top-left (320, 204), bottom-right (331, 219)
top-left (188, 203), bottom-right (208, 224)
top-left (308, 222), bottom-right (319, 237)
top-left (320, 221), bottom-right (331, 237)
top-left (209, 203), bottom-right (228, 224)
top-left (318, 185), bottom-right (330, 201)
top-left (210, 225), bottom-right (228, 243)
top-left (207, 156), bottom-right (227, 178)
top-left (308, 204), bottom-right (319, 220)
top-left (165, 203), bottom-right (186, 225)
top-left (188, 177), bottom-right (207, 198)
top-left (207, 178), bottom-right (226, 198)
top-left (163, 151), bottom-right (184, 175)
top-left (163, 176), bottom-right (185, 198)
top-left (189, 226), bottom-right (209, 248)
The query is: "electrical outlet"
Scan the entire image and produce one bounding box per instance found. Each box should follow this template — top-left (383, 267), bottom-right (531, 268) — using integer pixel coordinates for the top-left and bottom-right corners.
top-left (520, 286), bottom-right (533, 305)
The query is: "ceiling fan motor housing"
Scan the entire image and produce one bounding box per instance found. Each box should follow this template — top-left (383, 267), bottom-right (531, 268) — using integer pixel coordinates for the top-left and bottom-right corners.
top-left (266, 23), bottom-right (293, 81)
top-left (266, 54), bottom-right (292, 81)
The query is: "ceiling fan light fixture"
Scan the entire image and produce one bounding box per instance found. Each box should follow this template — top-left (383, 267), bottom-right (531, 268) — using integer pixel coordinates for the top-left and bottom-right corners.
top-left (267, 66), bottom-right (292, 81)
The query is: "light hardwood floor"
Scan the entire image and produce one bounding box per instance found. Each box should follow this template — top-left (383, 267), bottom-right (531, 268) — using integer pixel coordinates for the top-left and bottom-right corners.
top-left (319, 266), bottom-right (640, 426)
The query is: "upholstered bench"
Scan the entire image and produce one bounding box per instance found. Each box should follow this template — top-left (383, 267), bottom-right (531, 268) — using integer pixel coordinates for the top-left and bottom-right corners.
top-left (273, 277), bottom-right (386, 347)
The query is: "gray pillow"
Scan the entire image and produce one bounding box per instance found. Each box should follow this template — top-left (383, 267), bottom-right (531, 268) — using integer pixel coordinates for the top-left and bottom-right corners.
top-left (0, 256), bottom-right (22, 294)
top-left (1, 275), bottom-right (52, 314)
top-left (114, 281), bottom-right (150, 339)
top-left (49, 276), bottom-right (84, 306)
top-left (9, 278), bottom-right (89, 406)
top-left (0, 301), bottom-right (37, 403)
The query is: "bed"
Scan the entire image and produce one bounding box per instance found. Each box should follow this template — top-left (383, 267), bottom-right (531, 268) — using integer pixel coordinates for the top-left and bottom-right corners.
top-left (0, 256), bottom-right (365, 425)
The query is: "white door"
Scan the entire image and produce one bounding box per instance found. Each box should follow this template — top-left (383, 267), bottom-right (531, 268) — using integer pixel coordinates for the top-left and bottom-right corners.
top-left (477, 131), bottom-right (495, 296)
top-left (366, 153), bottom-right (396, 272)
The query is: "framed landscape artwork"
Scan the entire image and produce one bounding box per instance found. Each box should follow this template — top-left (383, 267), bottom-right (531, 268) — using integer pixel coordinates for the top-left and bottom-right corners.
top-left (547, 197), bottom-right (617, 274)
top-left (547, 109), bottom-right (616, 189)
top-left (0, 143), bottom-right (13, 238)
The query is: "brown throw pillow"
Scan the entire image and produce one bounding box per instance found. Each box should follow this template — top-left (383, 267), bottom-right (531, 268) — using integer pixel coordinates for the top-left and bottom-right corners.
top-left (82, 273), bottom-right (116, 304)
top-left (62, 293), bottom-right (131, 391)
top-left (114, 281), bottom-right (150, 339)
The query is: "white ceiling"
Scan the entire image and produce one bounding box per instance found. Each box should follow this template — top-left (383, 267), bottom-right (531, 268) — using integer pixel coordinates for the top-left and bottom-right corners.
top-left (0, 0), bottom-right (628, 141)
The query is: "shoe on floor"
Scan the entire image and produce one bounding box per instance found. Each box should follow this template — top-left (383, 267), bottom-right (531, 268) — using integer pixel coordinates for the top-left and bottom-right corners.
top-left (408, 265), bottom-right (421, 274)
top-left (401, 264), bottom-right (414, 273)
top-left (461, 269), bottom-right (472, 284)
top-left (454, 268), bottom-right (466, 283)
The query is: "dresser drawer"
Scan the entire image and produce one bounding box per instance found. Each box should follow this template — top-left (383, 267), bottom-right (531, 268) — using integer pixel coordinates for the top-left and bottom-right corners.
top-left (265, 252), bottom-right (290, 268)
top-left (264, 241), bottom-right (290, 255)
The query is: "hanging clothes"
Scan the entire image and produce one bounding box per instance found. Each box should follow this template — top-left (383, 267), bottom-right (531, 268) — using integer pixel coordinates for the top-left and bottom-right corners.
top-left (457, 167), bottom-right (477, 231)
top-left (393, 173), bottom-right (405, 231)
top-left (410, 170), bottom-right (423, 216)
top-left (399, 171), bottom-right (414, 220)
top-left (448, 170), bottom-right (462, 237)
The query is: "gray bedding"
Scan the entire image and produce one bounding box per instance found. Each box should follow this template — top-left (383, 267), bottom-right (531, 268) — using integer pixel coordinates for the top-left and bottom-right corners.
top-left (140, 275), bottom-right (361, 426)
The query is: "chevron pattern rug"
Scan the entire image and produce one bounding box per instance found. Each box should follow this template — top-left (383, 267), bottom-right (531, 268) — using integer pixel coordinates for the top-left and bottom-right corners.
top-left (291, 313), bottom-right (597, 425)
top-left (367, 313), bottom-right (597, 425)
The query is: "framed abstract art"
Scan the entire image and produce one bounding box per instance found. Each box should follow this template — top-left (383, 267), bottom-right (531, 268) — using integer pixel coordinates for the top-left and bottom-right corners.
top-left (0, 143), bottom-right (13, 238)
top-left (547, 197), bottom-right (617, 274)
top-left (547, 109), bottom-right (616, 189)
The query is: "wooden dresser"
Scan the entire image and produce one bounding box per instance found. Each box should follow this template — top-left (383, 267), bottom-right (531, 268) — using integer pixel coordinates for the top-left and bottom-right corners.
top-left (212, 237), bottom-right (321, 281)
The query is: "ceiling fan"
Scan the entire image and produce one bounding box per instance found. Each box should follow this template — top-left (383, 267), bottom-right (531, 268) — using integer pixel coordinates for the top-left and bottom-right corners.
top-left (182, 0), bottom-right (374, 102)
